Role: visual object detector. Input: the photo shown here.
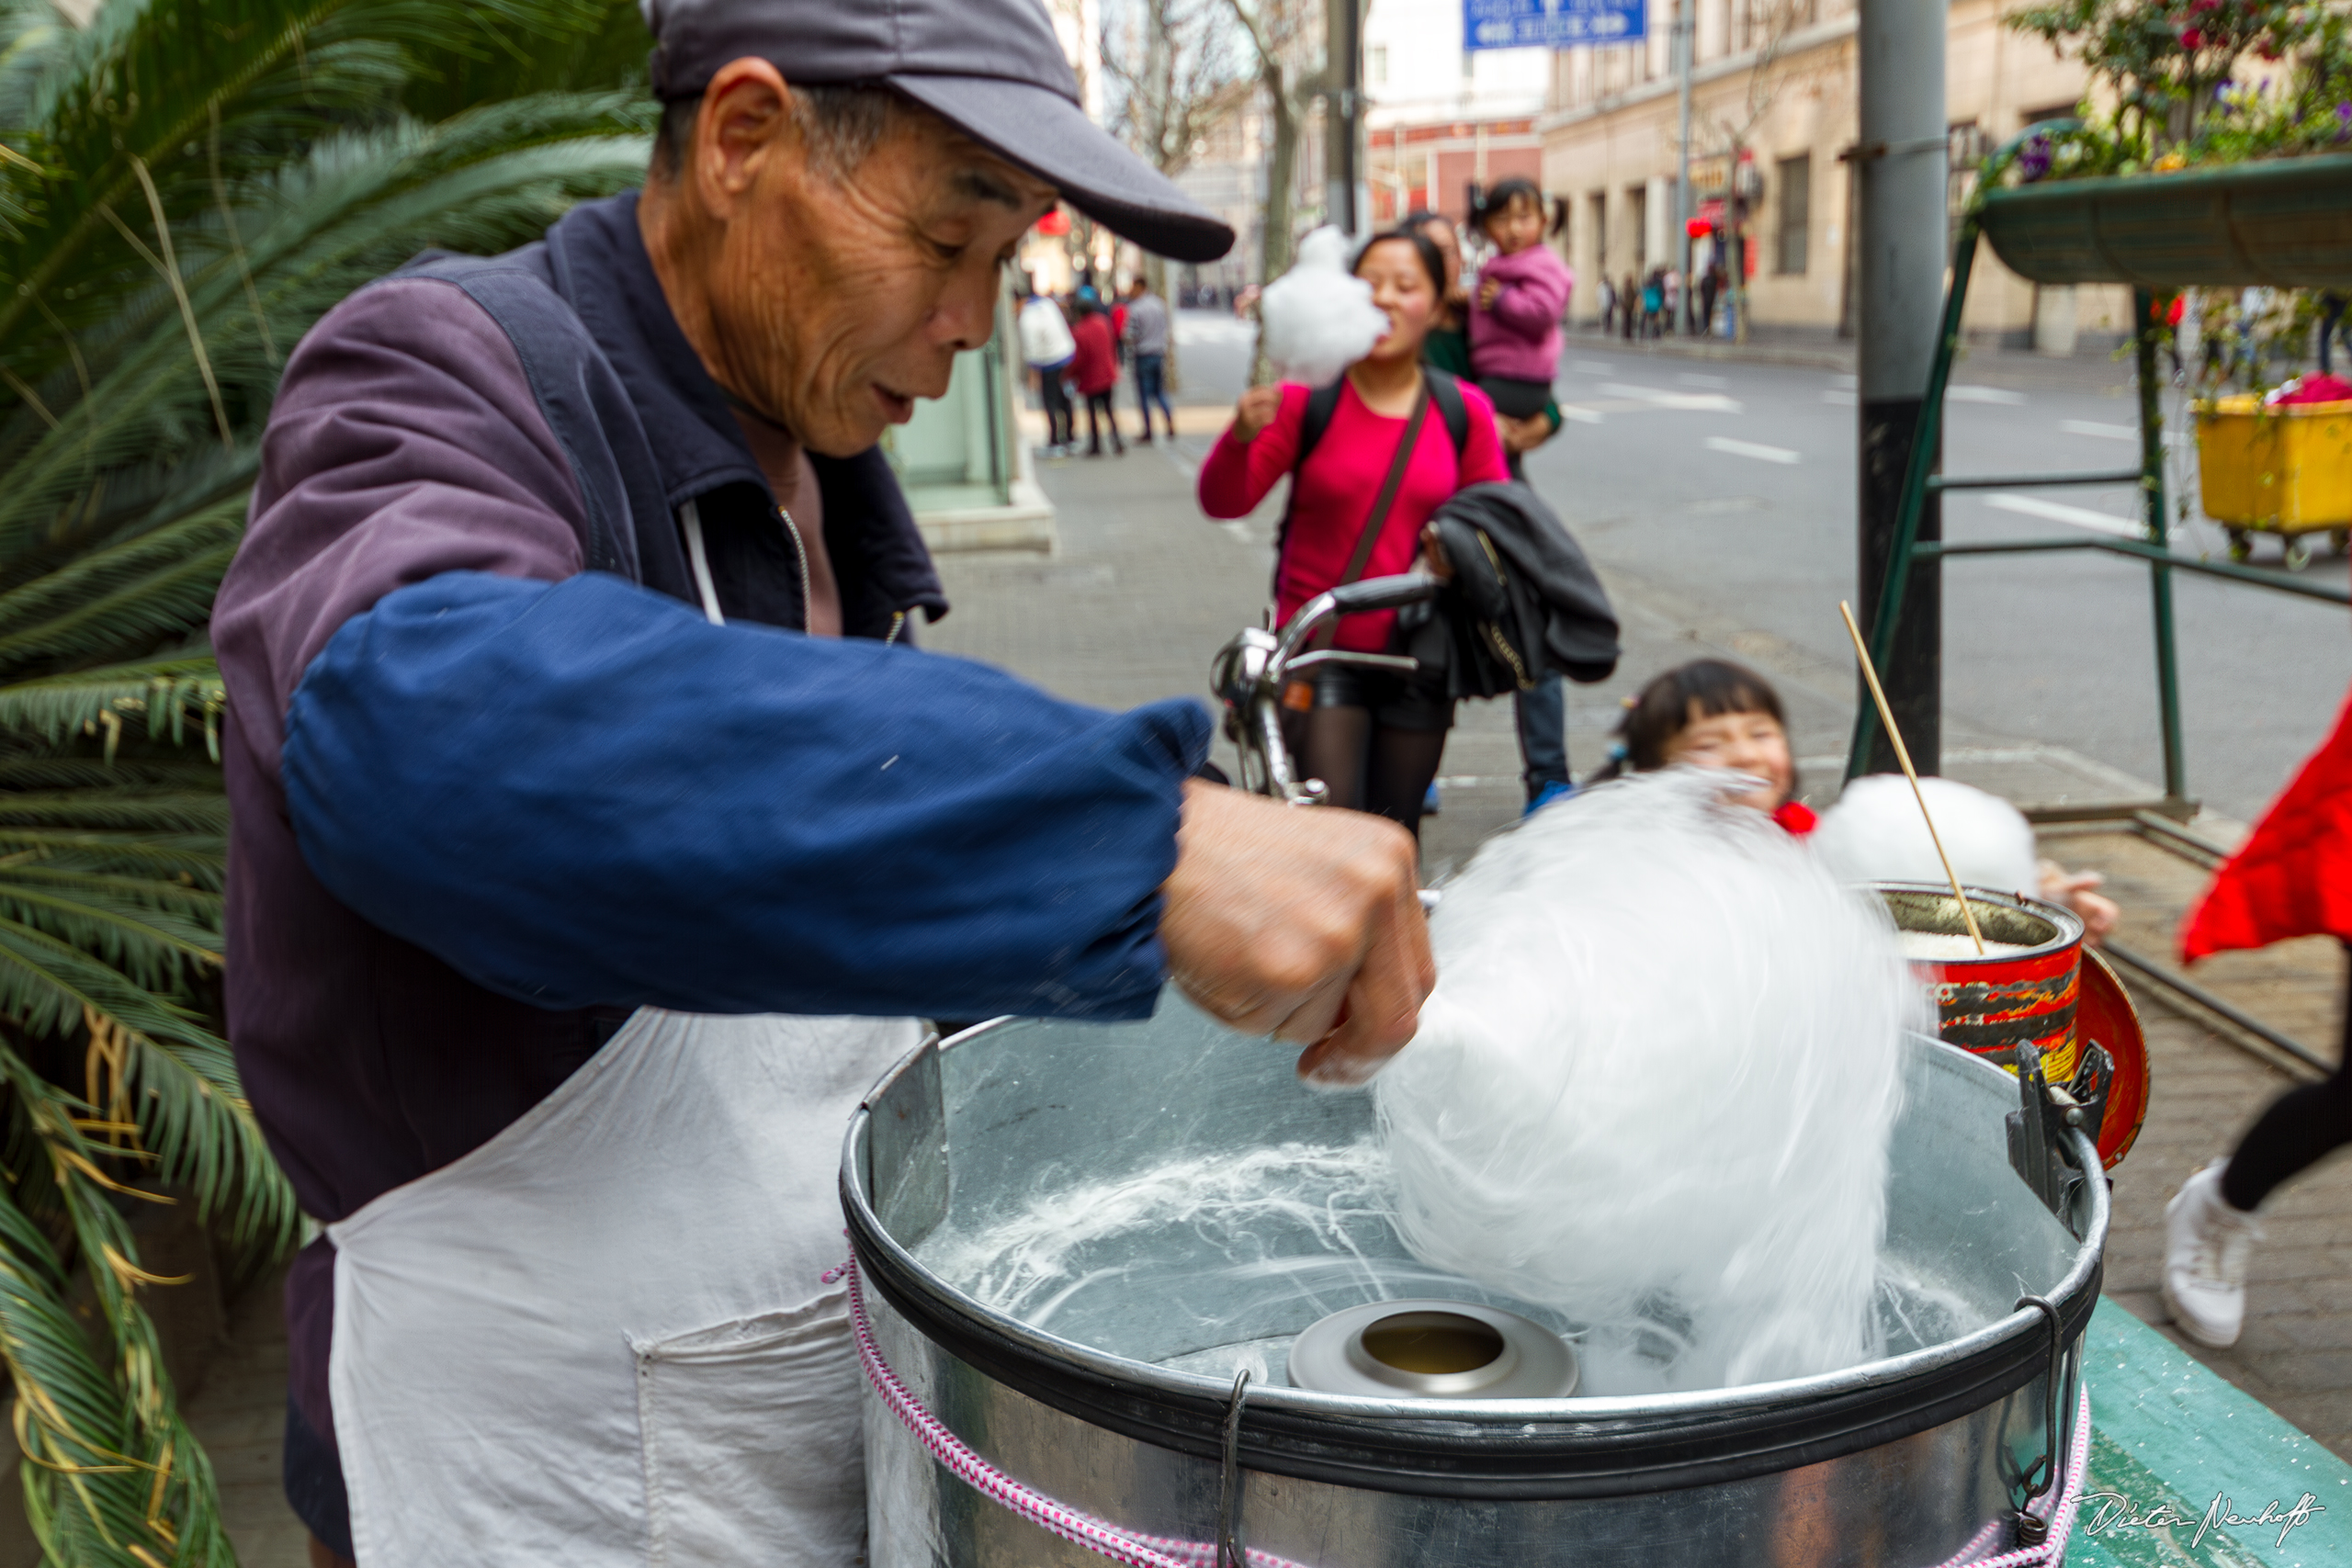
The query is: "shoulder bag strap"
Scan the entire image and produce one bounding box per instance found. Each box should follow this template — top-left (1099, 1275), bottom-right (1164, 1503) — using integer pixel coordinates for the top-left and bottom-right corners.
top-left (1308, 379), bottom-right (1432, 650)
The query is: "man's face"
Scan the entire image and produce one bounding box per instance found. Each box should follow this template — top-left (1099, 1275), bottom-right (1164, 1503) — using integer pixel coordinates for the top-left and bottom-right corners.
top-left (682, 67), bottom-right (1057, 456)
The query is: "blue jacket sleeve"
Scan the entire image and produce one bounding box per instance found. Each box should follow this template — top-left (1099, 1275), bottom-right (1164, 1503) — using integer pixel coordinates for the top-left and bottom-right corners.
top-left (281, 570), bottom-right (1211, 1021)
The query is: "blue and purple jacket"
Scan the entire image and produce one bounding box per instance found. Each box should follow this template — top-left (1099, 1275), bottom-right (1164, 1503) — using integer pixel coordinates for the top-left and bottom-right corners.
top-left (213, 193), bottom-right (1207, 1474)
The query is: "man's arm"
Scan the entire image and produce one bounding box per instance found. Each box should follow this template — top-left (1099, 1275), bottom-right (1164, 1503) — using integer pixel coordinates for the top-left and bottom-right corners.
top-left (286, 570), bottom-right (1205, 1021)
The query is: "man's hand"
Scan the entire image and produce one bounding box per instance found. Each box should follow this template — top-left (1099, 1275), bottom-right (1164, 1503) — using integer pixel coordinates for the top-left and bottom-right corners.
top-left (1231, 384), bottom-right (1283, 443)
top-left (1160, 782), bottom-right (1433, 1087)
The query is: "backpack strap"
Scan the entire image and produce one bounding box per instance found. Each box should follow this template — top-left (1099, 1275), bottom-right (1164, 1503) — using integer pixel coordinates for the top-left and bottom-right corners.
top-left (1423, 366), bottom-right (1471, 461)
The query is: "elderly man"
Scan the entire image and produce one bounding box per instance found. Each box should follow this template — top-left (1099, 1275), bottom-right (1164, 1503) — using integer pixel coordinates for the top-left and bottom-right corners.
top-left (213, 1), bottom-right (1430, 1562)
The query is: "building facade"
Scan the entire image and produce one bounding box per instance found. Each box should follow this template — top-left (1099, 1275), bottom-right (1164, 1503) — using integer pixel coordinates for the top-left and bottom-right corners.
top-left (1538, 0), bottom-right (2130, 348)
top-left (1364, 0), bottom-right (1547, 226)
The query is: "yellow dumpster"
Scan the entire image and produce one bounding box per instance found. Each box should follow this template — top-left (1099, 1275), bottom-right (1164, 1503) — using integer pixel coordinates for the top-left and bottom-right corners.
top-left (2194, 394), bottom-right (2352, 570)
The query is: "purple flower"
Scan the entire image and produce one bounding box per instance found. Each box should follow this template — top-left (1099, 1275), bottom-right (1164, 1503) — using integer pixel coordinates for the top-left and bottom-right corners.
top-left (2018, 135), bottom-right (2052, 181)
top-left (2339, 102), bottom-right (2352, 141)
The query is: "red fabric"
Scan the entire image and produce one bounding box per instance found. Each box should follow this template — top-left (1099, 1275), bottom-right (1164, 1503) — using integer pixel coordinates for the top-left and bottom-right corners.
top-left (2273, 373), bottom-right (2352, 406)
top-left (1774, 799), bottom-right (1818, 837)
top-left (1196, 377), bottom-right (1509, 651)
top-left (1111, 303), bottom-right (1128, 341)
top-left (1069, 314), bottom-right (1117, 395)
top-left (2180, 686), bottom-right (2352, 961)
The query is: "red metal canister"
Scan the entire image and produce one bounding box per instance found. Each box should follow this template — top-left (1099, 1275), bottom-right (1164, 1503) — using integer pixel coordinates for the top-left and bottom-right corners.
top-left (1872, 884), bottom-right (2087, 1084)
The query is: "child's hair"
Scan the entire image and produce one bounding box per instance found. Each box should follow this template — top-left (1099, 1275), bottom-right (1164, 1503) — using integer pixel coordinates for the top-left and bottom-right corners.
top-left (1589, 660), bottom-right (1789, 781)
top-left (1471, 176), bottom-right (1566, 239)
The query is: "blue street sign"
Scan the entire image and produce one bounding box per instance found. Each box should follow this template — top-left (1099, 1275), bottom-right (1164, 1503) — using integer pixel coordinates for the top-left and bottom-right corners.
top-left (1464, 0), bottom-right (1645, 51)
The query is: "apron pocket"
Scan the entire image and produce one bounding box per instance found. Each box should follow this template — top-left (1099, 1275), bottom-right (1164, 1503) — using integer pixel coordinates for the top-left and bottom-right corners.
top-left (633, 1291), bottom-right (865, 1566)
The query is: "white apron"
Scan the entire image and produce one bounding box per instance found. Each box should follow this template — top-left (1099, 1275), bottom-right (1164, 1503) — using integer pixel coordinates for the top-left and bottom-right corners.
top-left (325, 1009), bottom-right (920, 1566)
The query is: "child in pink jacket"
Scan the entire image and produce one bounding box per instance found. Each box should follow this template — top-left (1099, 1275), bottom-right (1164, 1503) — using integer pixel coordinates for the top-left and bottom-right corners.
top-left (1467, 176), bottom-right (1573, 438)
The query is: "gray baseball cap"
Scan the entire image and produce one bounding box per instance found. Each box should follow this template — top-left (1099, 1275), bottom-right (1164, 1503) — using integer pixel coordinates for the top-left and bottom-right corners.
top-left (641, 0), bottom-right (1237, 264)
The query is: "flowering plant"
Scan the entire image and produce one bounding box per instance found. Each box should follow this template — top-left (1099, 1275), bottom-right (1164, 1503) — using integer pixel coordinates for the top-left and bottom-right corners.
top-left (2007, 0), bottom-right (2352, 172)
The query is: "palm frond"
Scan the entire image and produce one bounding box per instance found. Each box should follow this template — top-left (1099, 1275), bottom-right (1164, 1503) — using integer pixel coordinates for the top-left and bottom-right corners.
top-left (0, 658), bottom-right (224, 752)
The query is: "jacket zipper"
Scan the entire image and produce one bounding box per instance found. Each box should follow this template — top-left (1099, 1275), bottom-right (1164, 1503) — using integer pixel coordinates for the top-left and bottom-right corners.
top-left (777, 505), bottom-right (812, 625)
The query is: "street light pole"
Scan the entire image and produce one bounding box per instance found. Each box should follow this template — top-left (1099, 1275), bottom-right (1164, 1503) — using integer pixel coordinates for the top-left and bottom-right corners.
top-left (1854, 0), bottom-right (1948, 774)
top-left (1327, 0), bottom-right (1362, 232)
top-left (1676, 0), bottom-right (1693, 327)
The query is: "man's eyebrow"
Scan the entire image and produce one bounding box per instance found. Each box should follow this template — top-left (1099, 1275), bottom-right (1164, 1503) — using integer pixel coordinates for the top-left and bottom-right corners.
top-left (951, 166), bottom-right (1035, 209)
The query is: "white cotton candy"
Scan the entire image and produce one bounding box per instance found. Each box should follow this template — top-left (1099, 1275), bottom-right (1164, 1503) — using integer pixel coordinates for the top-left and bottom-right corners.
top-left (1374, 768), bottom-right (1923, 1392)
top-left (1814, 774), bottom-right (2041, 899)
top-left (1258, 227), bottom-right (1389, 388)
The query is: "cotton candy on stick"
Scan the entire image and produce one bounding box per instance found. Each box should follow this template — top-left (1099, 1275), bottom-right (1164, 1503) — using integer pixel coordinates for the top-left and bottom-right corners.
top-left (1374, 769), bottom-right (1924, 1393)
top-left (1258, 227), bottom-right (1390, 388)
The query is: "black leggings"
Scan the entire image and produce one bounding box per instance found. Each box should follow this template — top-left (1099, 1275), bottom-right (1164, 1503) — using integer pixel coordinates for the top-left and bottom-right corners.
top-left (1083, 390), bottom-right (1124, 453)
top-left (1038, 372), bottom-right (1074, 446)
top-left (1283, 706), bottom-right (1449, 838)
top-left (2222, 945), bottom-right (2352, 1212)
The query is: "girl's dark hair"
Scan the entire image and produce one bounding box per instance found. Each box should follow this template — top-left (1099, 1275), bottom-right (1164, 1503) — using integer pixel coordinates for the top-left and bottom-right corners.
top-left (1472, 176), bottom-right (1558, 236)
top-left (1590, 660), bottom-right (1788, 781)
top-left (1354, 227), bottom-right (1448, 299)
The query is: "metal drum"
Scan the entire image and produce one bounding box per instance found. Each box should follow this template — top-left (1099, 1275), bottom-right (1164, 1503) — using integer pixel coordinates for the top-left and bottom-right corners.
top-left (842, 995), bottom-right (2106, 1567)
top-left (1876, 884), bottom-right (2086, 1082)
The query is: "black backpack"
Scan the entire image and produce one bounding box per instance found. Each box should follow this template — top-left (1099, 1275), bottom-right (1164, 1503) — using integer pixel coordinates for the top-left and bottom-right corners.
top-left (1272, 367), bottom-right (1472, 592)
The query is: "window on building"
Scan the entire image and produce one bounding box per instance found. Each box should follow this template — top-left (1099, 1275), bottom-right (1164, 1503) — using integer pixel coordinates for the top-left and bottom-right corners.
top-left (1947, 120), bottom-right (1984, 220)
top-left (1589, 191), bottom-right (1609, 272)
top-left (1776, 153), bottom-right (1810, 275)
top-left (1371, 46), bottom-right (1387, 85)
top-left (1628, 186), bottom-right (1647, 271)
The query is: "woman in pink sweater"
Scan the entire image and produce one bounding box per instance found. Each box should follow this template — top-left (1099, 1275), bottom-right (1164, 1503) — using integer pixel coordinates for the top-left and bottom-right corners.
top-left (1467, 177), bottom-right (1573, 442)
top-left (1198, 230), bottom-right (1510, 837)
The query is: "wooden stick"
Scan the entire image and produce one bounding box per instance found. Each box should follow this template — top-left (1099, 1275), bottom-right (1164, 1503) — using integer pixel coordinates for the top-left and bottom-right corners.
top-left (1838, 601), bottom-right (1985, 954)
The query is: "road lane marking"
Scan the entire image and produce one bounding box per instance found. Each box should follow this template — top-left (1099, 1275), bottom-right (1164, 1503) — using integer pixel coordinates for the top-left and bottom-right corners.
top-left (1948, 385), bottom-right (2030, 404)
top-left (1559, 405), bottom-right (1607, 423)
top-left (1984, 492), bottom-right (2140, 536)
top-left (2060, 420), bottom-right (2138, 440)
top-left (1599, 382), bottom-right (1744, 411)
top-left (1678, 372), bottom-right (1729, 387)
top-left (1705, 436), bottom-right (1801, 464)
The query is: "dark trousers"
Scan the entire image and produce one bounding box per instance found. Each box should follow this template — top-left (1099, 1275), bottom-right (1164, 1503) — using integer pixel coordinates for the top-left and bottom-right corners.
top-left (2222, 945), bottom-right (2352, 1212)
top-left (2319, 294), bottom-right (2349, 376)
top-left (1036, 368), bottom-right (1074, 446)
top-left (1083, 390), bottom-right (1124, 454)
top-left (1514, 671), bottom-right (1568, 800)
top-left (1134, 352), bottom-right (1174, 439)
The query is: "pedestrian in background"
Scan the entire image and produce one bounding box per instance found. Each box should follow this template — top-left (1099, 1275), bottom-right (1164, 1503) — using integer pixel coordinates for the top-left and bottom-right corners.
top-left (1198, 228), bottom-right (1510, 838)
top-left (1125, 277), bottom-right (1175, 444)
top-left (1641, 269), bottom-right (1664, 338)
top-left (1699, 262), bottom-right (1723, 339)
top-left (1017, 276), bottom-right (1077, 456)
top-left (1598, 275), bottom-right (1618, 336)
top-left (1663, 268), bottom-right (1682, 336)
top-left (1465, 176), bottom-right (1572, 474)
top-left (1621, 272), bottom-right (1638, 340)
top-left (1408, 209), bottom-right (1574, 807)
top-left (1069, 292), bottom-right (1125, 457)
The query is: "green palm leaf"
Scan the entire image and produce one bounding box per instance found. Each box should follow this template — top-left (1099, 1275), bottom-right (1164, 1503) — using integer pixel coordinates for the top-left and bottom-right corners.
top-left (0, 0), bottom-right (663, 1556)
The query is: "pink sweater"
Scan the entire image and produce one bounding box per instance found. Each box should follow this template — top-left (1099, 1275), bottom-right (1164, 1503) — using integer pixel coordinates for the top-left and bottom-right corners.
top-left (1468, 243), bottom-right (1573, 383)
top-left (1197, 378), bottom-right (1509, 652)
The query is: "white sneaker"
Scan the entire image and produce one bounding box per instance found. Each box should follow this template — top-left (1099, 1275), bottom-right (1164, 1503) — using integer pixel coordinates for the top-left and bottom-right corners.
top-left (2161, 1161), bottom-right (2264, 1348)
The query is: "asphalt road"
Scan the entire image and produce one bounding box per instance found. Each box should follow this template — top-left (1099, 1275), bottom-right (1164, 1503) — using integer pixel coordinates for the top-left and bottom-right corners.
top-left (1172, 310), bottom-right (2352, 822)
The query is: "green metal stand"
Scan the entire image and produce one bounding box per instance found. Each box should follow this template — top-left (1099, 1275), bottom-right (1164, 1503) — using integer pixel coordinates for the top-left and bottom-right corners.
top-left (1845, 129), bottom-right (2352, 809)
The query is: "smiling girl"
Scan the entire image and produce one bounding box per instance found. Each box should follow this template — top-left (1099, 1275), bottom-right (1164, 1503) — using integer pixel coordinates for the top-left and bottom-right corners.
top-left (1198, 228), bottom-right (1510, 836)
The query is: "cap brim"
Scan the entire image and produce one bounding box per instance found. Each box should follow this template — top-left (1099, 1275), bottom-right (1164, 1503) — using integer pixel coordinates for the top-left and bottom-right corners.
top-left (888, 74), bottom-right (1236, 265)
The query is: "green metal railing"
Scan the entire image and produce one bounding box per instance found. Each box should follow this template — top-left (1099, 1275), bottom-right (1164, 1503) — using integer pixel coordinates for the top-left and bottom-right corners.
top-left (1846, 125), bottom-right (2352, 816)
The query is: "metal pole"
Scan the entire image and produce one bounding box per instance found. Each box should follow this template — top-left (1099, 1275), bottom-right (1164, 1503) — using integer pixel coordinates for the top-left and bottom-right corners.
top-left (1854, 0), bottom-right (1949, 776)
top-left (2134, 288), bottom-right (2190, 809)
top-left (1327, 0), bottom-right (1361, 233)
top-left (1676, 0), bottom-right (1694, 326)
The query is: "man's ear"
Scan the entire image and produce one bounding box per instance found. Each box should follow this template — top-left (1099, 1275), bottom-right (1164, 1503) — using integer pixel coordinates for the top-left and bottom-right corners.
top-left (693, 56), bottom-right (795, 219)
